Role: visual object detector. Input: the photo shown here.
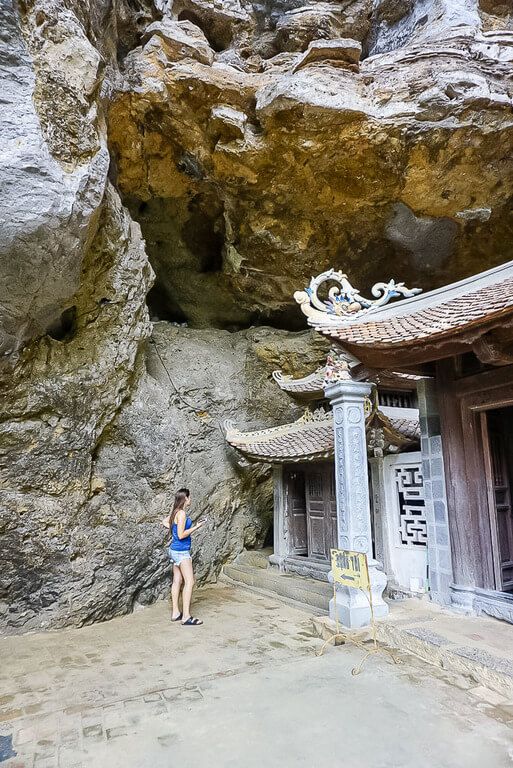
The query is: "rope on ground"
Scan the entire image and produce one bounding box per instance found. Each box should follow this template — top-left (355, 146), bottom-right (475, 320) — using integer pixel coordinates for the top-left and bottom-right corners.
top-left (315, 583), bottom-right (399, 676)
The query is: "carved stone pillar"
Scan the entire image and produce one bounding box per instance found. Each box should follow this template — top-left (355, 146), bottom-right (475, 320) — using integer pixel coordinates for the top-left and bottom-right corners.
top-left (325, 379), bottom-right (388, 628)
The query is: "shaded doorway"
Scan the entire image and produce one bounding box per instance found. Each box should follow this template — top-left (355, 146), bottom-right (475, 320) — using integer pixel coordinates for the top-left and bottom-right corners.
top-left (284, 463), bottom-right (337, 562)
top-left (263, 522), bottom-right (274, 548)
top-left (484, 407), bottom-right (513, 593)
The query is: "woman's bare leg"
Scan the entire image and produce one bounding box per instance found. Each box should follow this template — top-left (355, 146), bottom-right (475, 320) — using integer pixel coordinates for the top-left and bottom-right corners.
top-left (171, 564), bottom-right (183, 618)
top-left (179, 557), bottom-right (195, 621)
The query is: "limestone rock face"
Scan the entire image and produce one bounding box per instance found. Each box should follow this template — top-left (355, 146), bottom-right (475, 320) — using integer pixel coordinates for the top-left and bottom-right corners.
top-left (109, 0), bottom-right (513, 329)
top-left (0, 0), bottom-right (160, 354)
top-left (0, 300), bottom-right (325, 632)
top-left (0, 0), bottom-right (106, 355)
top-left (0, 184), bottom-right (155, 632)
top-left (2, 0), bottom-right (513, 634)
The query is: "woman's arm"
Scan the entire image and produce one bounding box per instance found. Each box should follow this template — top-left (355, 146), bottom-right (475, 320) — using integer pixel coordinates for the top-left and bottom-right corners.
top-left (176, 511), bottom-right (205, 539)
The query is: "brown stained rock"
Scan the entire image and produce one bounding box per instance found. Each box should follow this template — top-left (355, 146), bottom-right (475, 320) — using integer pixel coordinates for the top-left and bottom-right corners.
top-left (141, 19), bottom-right (214, 65)
top-left (108, 15), bottom-right (513, 329)
top-left (479, 0), bottom-right (512, 17)
top-left (274, 5), bottom-right (350, 54)
top-left (374, 0), bottom-right (414, 26)
top-left (210, 104), bottom-right (248, 140)
top-left (292, 37), bottom-right (362, 72)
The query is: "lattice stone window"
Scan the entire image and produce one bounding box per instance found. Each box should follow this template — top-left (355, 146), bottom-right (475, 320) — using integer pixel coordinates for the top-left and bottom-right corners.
top-left (394, 464), bottom-right (427, 547)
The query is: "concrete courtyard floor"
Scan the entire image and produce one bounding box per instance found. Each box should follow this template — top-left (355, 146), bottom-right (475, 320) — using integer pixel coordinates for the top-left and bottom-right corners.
top-left (1, 583), bottom-right (513, 768)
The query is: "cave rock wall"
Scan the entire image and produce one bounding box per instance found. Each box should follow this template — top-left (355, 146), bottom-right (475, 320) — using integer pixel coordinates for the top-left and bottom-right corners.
top-left (1, 0), bottom-right (512, 633)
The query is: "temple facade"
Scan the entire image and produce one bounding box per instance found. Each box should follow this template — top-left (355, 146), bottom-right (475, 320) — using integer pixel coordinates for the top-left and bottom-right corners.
top-left (290, 261), bottom-right (513, 625)
top-left (225, 351), bottom-right (428, 622)
top-left (225, 259), bottom-right (513, 627)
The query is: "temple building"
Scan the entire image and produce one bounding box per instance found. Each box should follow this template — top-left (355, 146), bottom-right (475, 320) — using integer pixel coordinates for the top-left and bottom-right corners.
top-left (225, 259), bottom-right (513, 628)
top-left (225, 352), bottom-right (427, 605)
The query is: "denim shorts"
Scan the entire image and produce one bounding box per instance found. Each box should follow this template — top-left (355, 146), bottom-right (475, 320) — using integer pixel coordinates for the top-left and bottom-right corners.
top-left (169, 549), bottom-right (192, 566)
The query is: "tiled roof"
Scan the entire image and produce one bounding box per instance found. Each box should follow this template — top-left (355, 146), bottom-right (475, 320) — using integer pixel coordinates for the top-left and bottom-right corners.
top-left (272, 361), bottom-right (422, 397)
top-left (224, 408), bottom-right (419, 464)
top-left (313, 261), bottom-right (513, 349)
top-left (224, 410), bottom-right (334, 463)
top-left (384, 416), bottom-right (420, 444)
top-left (272, 367), bottom-right (325, 397)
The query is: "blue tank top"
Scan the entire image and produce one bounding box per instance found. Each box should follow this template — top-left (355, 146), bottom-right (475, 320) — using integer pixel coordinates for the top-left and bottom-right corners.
top-left (170, 517), bottom-right (192, 552)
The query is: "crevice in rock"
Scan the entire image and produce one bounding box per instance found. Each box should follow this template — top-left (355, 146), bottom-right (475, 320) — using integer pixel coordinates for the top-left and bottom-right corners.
top-left (177, 10), bottom-right (231, 52)
top-left (248, 305), bottom-right (311, 333)
top-left (182, 195), bottom-right (225, 274)
top-left (46, 306), bottom-right (78, 342)
top-left (146, 283), bottom-right (189, 324)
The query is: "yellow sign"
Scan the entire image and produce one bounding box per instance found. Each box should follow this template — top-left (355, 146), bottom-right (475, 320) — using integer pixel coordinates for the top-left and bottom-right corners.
top-left (331, 548), bottom-right (370, 592)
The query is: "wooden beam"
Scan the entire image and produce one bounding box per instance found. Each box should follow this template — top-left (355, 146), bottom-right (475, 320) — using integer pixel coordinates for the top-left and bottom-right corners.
top-left (473, 335), bottom-right (513, 367)
top-left (452, 364), bottom-right (513, 397)
top-left (350, 362), bottom-right (434, 382)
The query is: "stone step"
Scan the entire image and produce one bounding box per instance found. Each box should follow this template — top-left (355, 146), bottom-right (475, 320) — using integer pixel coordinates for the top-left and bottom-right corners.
top-left (222, 562), bottom-right (331, 613)
top-left (235, 548), bottom-right (272, 569)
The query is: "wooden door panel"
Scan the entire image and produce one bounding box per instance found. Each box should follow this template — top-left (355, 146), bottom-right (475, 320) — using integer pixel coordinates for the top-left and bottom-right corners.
top-left (308, 514), bottom-right (327, 559)
top-left (305, 470), bottom-right (327, 561)
top-left (285, 468), bottom-right (307, 555)
top-left (486, 412), bottom-right (513, 593)
top-left (305, 465), bottom-right (338, 561)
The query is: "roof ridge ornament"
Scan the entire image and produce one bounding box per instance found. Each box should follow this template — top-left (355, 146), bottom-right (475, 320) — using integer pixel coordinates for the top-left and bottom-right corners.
top-left (271, 365), bottom-right (324, 385)
top-left (297, 406), bottom-right (331, 423)
top-left (294, 268), bottom-right (422, 325)
top-left (324, 350), bottom-right (351, 386)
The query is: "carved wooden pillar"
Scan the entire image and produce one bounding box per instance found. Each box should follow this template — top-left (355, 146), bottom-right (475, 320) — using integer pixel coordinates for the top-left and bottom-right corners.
top-left (325, 379), bottom-right (388, 628)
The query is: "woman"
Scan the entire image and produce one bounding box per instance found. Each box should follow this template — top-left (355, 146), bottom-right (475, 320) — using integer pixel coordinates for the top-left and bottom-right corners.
top-left (163, 488), bottom-right (205, 626)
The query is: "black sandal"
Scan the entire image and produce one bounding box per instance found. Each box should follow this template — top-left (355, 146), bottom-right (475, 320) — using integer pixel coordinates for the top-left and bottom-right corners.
top-left (171, 612), bottom-right (183, 622)
top-left (181, 617), bottom-right (203, 626)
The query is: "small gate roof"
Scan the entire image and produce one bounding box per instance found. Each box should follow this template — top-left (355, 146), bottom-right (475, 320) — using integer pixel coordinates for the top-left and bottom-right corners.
top-left (224, 408), bottom-right (419, 464)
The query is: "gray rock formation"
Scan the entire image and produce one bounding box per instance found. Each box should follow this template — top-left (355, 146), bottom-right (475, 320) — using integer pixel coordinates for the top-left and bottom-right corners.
top-left (0, 0), bottom-right (512, 633)
top-left (1, 306), bottom-right (325, 632)
top-left (0, 0), bottom-right (107, 355)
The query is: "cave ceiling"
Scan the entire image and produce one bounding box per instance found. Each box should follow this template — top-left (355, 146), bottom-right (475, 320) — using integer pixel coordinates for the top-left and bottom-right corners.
top-left (108, 0), bottom-right (513, 330)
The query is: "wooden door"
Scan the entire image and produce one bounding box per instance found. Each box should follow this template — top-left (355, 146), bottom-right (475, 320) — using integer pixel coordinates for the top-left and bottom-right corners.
top-left (305, 464), bottom-right (338, 561)
top-left (487, 415), bottom-right (513, 592)
top-left (284, 468), bottom-right (307, 556)
top-left (305, 468), bottom-right (327, 560)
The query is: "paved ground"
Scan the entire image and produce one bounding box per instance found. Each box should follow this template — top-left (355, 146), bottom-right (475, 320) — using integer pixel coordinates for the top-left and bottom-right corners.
top-left (314, 595), bottom-right (513, 699)
top-left (1, 584), bottom-right (513, 768)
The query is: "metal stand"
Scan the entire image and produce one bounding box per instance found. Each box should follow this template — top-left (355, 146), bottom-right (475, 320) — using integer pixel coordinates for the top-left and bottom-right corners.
top-left (316, 557), bottom-right (398, 675)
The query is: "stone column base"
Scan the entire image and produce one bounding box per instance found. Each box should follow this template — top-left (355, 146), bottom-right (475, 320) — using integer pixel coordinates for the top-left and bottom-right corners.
top-left (268, 553), bottom-right (285, 571)
top-left (329, 560), bottom-right (389, 629)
